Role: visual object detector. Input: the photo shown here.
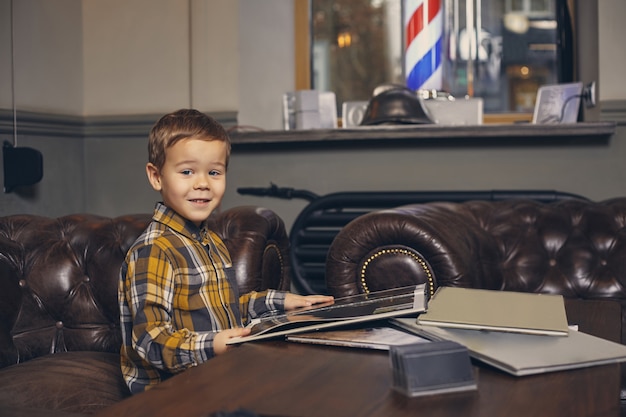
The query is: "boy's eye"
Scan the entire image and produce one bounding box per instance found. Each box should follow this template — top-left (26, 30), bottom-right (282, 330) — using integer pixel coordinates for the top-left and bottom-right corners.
top-left (181, 169), bottom-right (192, 176)
top-left (209, 170), bottom-right (221, 176)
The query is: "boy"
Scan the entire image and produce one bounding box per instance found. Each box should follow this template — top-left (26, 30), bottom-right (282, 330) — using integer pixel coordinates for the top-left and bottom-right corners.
top-left (119, 109), bottom-right (332, 394)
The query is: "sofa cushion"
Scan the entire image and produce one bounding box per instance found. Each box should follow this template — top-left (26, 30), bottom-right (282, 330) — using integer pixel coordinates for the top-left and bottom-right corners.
top-left (0, 351), bottom-right (130, 414)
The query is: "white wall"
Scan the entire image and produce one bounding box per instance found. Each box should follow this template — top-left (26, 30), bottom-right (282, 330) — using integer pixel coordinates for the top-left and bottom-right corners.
top-left (237, 0), bottom-right (295, 130)
top-left (83, 0), bottom-right (239, 116)
top-left (190, 0), bottom-right (240, 112)
top-left (82, 0), bottom-right (189, 115)
top-left (4, 0), bottom-right (84, 115)
top-left (0, 0), bottom-right (241, 117)
top-left (0, 0), bottom-right (12, 110)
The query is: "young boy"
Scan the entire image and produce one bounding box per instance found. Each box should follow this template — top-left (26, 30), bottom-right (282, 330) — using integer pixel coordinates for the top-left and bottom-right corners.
top-left (119, 109), bottom-right (332, 394)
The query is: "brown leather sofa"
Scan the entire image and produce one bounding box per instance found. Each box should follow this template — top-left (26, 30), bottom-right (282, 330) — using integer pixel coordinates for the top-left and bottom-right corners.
top-left (0, 206), bottom-right (291, 416)
top-left (326, 197), bottom-right (626, 410)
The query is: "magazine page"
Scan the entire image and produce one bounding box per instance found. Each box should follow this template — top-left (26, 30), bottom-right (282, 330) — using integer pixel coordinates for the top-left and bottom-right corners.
top-left (286, 325), bottom-right (431, 350)
top-left (227, 283), bottom-right (427, 344)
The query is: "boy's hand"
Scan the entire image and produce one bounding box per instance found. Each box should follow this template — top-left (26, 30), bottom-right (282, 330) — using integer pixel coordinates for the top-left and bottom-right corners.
top-left (284, 293), bottom-right (334, 311)
top-left (213, 327), bottom-right (251, 355)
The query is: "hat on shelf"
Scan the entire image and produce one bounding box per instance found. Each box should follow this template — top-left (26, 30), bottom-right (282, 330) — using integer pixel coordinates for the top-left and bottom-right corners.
top-left (360, 84), bottom-right (434, 126)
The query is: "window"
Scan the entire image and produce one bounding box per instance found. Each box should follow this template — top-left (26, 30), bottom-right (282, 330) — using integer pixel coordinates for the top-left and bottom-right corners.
top-left (304, 0), bottom-right (574, 119)
top-left (311, 0), bottom-right (404, 106)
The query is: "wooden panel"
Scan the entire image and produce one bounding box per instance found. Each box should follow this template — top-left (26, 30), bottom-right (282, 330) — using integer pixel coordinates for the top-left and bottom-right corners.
top-left (294, 0), bottom-right (310, 90)
top-left (93, 341), bottom-right (621, 417)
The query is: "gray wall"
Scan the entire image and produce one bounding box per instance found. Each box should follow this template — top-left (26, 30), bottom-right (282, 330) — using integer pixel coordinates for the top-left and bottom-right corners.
top-left (81, 123), bottom-right (626, 231)
top-left (0, 128), bottom-right (85, 217)
top-left (1, 0), bottom-right (626, 234)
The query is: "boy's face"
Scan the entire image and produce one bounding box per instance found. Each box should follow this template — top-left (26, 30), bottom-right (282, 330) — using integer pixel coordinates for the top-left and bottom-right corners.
top-left (146, 137), bottom-right (228, 226)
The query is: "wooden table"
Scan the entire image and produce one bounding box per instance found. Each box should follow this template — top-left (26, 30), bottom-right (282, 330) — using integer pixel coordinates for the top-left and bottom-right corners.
top-left (94, 341), bottom-right (620, 417)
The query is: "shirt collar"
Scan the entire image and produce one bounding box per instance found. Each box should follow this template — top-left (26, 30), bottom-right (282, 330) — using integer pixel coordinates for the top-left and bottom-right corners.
top-left (152, 202), bottom-right (209, 242)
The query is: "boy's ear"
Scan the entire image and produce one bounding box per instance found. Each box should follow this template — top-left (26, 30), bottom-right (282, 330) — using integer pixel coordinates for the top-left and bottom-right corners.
top-left (146, 163), bottom-right (162, 191)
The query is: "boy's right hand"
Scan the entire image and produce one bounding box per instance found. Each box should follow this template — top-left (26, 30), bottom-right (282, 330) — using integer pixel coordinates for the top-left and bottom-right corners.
top-left (213, 327), bottom-right (251, 355)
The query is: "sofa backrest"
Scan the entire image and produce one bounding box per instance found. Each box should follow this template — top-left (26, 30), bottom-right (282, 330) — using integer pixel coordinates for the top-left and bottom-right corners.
top-left (326, 197), bottom-right (626, 345)
top-left (428, 198), bottom-right (626, 298)
top-left (239, 185), bottom-right (586, 296)
top-left (0, 214), bottom-right (151, 367)
top-left (0, 206), bottom-right (291, 368)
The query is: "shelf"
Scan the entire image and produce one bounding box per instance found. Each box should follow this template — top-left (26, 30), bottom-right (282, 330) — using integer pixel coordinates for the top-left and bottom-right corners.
top-left (229, 122), bottom-right (616, 150)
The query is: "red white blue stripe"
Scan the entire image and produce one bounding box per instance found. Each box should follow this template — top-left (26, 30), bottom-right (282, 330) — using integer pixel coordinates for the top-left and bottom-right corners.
top-left (404, 0), bottom-right (443, 91)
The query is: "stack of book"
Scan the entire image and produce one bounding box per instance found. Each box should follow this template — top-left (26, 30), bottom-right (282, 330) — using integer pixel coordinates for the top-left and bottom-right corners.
top-left (392, 287), bottom-right (626, 376)
top-left (230, 282), bottom-right (626, 378)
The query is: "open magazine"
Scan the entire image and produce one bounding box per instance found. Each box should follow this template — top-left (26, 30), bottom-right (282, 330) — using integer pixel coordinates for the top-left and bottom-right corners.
top-left (286, 326), bottom-right (431, 350)
top-left (226, 284), bottom-right (427, 345)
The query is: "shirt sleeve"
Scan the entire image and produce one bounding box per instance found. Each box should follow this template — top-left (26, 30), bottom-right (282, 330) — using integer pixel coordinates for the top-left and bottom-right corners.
top-left (124, 243), bottom-right (217, 374)
top-left (239, 289), bottom-right (287, 324)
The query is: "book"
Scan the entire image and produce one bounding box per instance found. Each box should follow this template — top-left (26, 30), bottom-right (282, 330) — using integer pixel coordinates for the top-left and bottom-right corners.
top-left (392, 317), bottom-right (626, 377)
top-left (226, 284), bottom-right (427, 345)
top-left (416, 287), bottom-right (569, 336)
top-left (286, 325), bottom-right (430, 350)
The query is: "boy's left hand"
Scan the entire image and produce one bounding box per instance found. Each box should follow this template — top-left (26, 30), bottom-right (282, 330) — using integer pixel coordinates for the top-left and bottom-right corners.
top-left (284, 293), bottom-right (334, 311)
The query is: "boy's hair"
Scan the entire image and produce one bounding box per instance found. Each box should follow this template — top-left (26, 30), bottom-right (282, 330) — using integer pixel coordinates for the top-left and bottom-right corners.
top-left (148, 109), bottom-right (232, 170)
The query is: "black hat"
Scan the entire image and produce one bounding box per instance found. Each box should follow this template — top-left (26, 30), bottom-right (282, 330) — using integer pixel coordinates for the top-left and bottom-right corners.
top-left (360, 85), bottom-right (433, 125)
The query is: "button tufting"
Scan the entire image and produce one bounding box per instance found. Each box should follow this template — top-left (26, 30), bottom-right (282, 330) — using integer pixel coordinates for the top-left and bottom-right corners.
top-left (18, 279), bottom-right (26, 288)
top-left (83, 276), bottom-right (90, 282)
top-left (549, 259), bottom-right (557, 266)
top-left (601, 259), bottom-right (608, 266)
top-left (56, 321), bottom-right (63, 329)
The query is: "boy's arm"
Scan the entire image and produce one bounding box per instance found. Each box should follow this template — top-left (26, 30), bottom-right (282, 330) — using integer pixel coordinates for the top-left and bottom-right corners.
top-left (239, 290), bottom-right (287, 324)
top-left (123, 245), bottom-right (217, 373)
top-left (238, 291), bottom-right (334, 323)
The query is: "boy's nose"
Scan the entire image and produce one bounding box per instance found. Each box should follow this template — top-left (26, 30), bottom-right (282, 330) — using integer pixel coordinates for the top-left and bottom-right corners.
top-left (194, 176), bottom-right (210, 189)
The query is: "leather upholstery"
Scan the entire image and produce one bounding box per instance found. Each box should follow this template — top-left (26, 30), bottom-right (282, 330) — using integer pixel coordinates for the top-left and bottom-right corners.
top-left (327, 198), bottom-right (626, 338)
top-left (326, 197), bottom-right (626, 402)
top-left (0, 206), bottom-right (290, 414)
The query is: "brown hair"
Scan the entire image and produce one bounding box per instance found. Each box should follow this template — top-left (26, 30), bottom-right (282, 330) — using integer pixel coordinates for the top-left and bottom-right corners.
top-left (148, 109), bottom-right (231, 170)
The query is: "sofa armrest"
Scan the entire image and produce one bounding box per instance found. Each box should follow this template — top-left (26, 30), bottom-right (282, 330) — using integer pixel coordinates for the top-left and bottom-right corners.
top-left (211, 206), bottom-right (291, 293)
top-left (325, 203), bottom-right (501, 298)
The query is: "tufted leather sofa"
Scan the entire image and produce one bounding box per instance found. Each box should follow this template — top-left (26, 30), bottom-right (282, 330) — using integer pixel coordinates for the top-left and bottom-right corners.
top-left (0, 206), bottom-right (291, 416)
top-left (326, 197), bottom-right (626, 409)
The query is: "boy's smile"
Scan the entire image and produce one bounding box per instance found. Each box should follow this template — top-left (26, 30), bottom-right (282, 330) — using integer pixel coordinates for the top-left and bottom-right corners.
top-left (146, 137), bottom-right (228, 226)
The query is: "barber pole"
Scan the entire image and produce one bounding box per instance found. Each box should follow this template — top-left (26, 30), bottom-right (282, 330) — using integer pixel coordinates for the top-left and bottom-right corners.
top-left (404, 0), bottom-right (443, 91)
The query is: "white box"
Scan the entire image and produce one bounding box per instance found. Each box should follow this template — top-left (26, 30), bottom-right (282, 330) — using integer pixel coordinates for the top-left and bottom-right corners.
top-left (295, 111), bottom-right (321, 130)
top-left (318, 92), bottom-right (338, 129)
top-left (294, 90), bottom-right (320, 112)
top-left (423, 98), bottom-right (483, 125)
top-left (341, 101), bottom-right (369, 127)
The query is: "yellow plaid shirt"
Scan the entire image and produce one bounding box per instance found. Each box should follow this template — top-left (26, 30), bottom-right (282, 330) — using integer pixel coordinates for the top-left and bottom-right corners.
top-left (119, 203), bottom-right (285, 393)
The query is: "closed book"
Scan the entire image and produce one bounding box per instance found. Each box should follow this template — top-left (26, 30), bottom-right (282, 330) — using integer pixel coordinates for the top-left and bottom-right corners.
top-left (417, 287), bottom-right (569, 336)
top-left (393, 317), bottom-right (626, 376)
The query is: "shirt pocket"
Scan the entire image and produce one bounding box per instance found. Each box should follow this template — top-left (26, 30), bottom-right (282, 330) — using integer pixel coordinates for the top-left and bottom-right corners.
top-left (176, 269), bottom-right (210, 312)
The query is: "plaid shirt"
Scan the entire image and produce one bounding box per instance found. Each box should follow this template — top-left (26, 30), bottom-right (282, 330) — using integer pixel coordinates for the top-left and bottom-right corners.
top-left (119, 203), bottom-right (285, 394)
